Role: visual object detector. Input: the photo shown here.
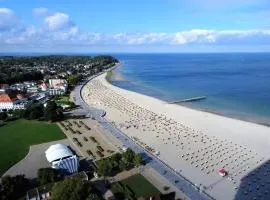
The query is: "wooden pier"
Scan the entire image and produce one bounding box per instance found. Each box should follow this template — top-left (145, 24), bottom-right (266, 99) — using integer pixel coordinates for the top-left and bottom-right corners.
top-left (168, 96), bottom-right (207, 104)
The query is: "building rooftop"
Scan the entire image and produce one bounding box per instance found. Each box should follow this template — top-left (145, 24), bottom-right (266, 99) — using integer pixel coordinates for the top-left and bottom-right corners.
top-left (45, 144), bottom-right (74, 163)
top-left (0, 93), bottom-right (24, 103)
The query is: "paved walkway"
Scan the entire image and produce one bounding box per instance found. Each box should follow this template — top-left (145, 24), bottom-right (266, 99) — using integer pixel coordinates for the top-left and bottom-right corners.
top-left (107, 167), bottom-right (142, 183)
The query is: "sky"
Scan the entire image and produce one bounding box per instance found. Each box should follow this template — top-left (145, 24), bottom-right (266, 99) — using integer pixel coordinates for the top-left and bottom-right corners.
top-left (0, 0), bottom-right (270, 53)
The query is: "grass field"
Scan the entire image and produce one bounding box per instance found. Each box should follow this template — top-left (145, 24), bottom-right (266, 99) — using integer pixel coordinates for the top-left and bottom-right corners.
top-left (0, 119), bottom-right (66, 176)
top-left (111, 174), bottom-right (160, 199)
top-left (55, 95), bottom-right (73, 106)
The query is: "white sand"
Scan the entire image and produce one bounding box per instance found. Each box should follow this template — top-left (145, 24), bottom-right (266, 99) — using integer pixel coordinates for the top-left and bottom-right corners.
top-left (81, 73), bottom-right (270, 200)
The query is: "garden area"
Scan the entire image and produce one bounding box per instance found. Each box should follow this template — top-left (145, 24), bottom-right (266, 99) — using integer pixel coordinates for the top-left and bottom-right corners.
top-left (96, 149), bottom-right (143, 177)
top-left (54, 95), bottom-right (75, 108)
top-left (111, 174), bottom-right (160, 200)
top-left (0, 119), bottom-right (66, 176)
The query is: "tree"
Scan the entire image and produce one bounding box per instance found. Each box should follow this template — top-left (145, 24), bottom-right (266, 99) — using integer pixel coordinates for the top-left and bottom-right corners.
top-left (133, 153), bottom-right (143, 166)
top-left (51, 178), bottom-right (92, 200)
top-left (68, 75), bottom-right (81, 86)
top-left (0, 175), bottom-right (30, 200)
top-left (110, 153), bottom-right (121, 168)
top-left (12, 109), bottom-right (24, 118)
top-left (122, 149), bottom-right (135, 164)
top-left (22, 103), bottom-right (44, 120)
top-left (22, 108), bottom-right (30, 119)
top-left (44, 101), bottom-right (63, 122)
top-left (37, 168), bottom-right (62, 185)
top-left (119, 160), bottom-right (128, 171)
top-left (28, 104), bottom-right (44, 119)
top-left (98, 159), bottom-right (112, 177)
top-left (0, 111), bottom-right (8, 121)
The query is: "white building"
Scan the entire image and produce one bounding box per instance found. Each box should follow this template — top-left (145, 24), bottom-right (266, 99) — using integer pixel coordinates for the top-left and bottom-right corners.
top-left (45, 144), bottom-right (79, 174)
top-left (0, 93), bottom-right (27, 111)
top-left (48, 79), bottom-right (68, 93)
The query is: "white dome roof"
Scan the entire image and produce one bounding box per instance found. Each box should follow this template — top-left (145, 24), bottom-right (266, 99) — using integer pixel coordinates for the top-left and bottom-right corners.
top-left (45, 144), bottom-right (73, 163)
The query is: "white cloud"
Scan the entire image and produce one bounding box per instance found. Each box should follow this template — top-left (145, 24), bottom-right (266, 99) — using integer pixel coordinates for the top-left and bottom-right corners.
top-left (170, 29), bottom-right (270, 45)
top-left (0, 8), bottom-right (18, 30)
top-left (172, 30), bottom-right (216, 44)
top-left (44, 12), bottom-right (73, 31)
top-left (111, 33), bottom-right (169, 45)
top-left (33, 7), bottom-right (49, 16)
top-left (1, 28), bottom-right (270, 50)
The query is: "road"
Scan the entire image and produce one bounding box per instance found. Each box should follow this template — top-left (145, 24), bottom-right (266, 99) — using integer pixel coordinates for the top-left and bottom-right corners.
top-left (71, 72), bottom-right (213, 200)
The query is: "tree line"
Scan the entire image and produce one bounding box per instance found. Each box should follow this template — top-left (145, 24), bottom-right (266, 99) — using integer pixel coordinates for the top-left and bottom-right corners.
top-left (0, 168), bottom-right (103, 200)
top-left (98, 149), bottom-right (143, 177)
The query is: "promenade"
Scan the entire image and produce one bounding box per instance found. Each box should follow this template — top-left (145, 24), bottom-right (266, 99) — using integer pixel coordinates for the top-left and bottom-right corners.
top-left (72, 72), bottom-right (212, 200)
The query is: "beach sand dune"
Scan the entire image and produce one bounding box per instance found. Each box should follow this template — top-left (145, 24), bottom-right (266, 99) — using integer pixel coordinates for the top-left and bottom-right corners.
top-left (82, 73), bottom-right (270, 200)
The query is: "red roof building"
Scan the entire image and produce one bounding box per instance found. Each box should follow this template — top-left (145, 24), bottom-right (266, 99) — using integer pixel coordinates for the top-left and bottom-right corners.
top-left (0, 92), bottom-right (27, 110)
top-left (0, 93), bottom-right (16, 103)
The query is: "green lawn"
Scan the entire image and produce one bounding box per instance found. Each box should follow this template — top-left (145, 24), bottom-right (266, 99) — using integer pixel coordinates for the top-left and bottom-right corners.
top-left (111, 174), bottom-right (160, 199)
top-left (56, 95), bottom-right (73, 106)
top-left (0, 119), bottom-right (66, 176)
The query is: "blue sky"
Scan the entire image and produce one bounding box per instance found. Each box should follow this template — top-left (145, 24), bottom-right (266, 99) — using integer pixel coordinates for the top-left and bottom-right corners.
top-left (0, 0), bottom-right (270, 52)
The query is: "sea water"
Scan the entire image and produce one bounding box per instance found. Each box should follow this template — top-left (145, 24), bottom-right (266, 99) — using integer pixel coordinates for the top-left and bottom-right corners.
top-left (110, 53), bottom-right (270, 126)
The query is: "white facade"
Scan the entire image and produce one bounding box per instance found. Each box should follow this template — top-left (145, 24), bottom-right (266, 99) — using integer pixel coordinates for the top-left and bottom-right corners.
top-left (0, 100), bottom-right (26, 111)
top-left (0, 102), bottom-right (14, 110)
top-left (47, 78), bottom-right (67, 95)
top-left (49, 79), bottom-right (67, 90)
top-left (48, 88), bottom-right (65, 95)
top-left (45, 144), bottom-right (79, 174)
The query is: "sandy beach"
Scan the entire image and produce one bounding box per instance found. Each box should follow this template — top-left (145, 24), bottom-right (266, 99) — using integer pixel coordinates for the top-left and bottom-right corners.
top-left (81, 73), bottom-right (270, 200)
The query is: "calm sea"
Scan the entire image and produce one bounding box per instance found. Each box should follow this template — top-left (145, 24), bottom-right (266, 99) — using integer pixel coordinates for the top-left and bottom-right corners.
top-left (110, 53), bottom-right (270, 126)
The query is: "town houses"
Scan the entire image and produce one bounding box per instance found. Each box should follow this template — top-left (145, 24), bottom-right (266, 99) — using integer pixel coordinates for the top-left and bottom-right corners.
top-left (0, 79), bottom-right (68, 111)
top-left (0, 55), bottom-right (118, 112)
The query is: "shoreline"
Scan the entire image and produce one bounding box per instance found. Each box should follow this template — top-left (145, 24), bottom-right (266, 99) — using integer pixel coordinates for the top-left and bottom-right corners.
top-left (108, 65), bottom-right (270, 127)
top-left (106, 69), bottom-right (269, 130)
top-left (105, 62), bottom-right (124, 83)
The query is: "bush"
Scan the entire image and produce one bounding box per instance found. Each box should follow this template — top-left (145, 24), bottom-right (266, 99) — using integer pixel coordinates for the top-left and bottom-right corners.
top-left (37, 168), bottom-right (62, 185)
top-left (0, 175), bottom-right (30, 200)
top-left (0, 111), bottom-right (8, 121)
top-left (51, 178), bottom-right (93, 200)
top-left (44, 101), bottom-right (63, 122)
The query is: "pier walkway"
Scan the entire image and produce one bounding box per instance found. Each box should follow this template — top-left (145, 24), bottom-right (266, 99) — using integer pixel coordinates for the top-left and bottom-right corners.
top-left (168, 96), bottom-right (207, 104)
